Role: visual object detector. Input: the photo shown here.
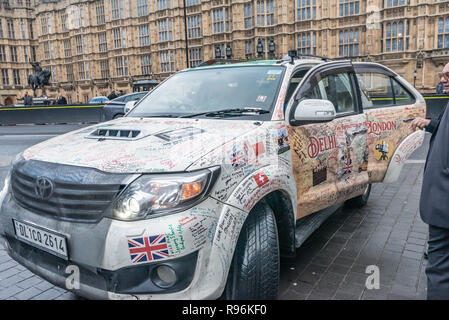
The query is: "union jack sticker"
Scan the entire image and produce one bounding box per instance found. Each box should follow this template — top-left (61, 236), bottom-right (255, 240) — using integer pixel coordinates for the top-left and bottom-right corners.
top-left (127, 234), bottom-right (170, 264)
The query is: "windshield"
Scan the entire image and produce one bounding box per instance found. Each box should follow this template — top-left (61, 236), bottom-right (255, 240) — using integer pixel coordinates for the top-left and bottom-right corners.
top-left (128, 66), bottom-right (285, 118)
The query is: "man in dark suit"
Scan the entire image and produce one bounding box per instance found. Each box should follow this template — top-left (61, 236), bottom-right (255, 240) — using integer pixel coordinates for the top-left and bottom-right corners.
top-left (19, 91), bottom-right (33, 105)
top-left (108, 90), bottom-right (118, 100)
top-left (411, 62), bottom-right (449, 299)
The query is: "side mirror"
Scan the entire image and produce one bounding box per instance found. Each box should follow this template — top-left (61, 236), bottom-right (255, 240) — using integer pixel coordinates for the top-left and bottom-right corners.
top-left (124, 100), bottom-right (137, 114)
top-left (294, 99), bottom-right (336, 122)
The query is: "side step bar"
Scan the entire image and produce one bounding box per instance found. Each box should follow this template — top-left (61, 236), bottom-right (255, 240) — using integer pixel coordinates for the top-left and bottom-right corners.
top-left (295, 203), bottom-right (343, 248)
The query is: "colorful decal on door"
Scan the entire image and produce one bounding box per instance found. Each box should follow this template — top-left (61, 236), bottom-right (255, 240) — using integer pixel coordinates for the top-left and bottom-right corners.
top-left (252, 142), bottom-right (266, 157)
top-left (229, 143), bottom-right (248, 168)
top-left (276, 128), bottom-right (290, 154)
top-left (312, 167), bottom-right (327, 186)
top-left (337, 131), bottom-right (355, 176)
top-left (367, 120), bottom-right (398, 136)
top-left (127, 235), bottom-right (170, 263)
top-left (358, 145), bottom-right (369, 172)
top-left (307, 135), bottom-right (337, 158)
top-left (374, 139), bottom-right (393, 161)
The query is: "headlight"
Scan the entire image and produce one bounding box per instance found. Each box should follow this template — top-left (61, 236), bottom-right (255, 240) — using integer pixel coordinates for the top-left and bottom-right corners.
top-left (112, 166), bottom-right (220, 221)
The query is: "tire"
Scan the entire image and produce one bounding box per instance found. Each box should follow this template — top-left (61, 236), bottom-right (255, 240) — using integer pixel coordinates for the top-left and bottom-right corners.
top-left (223, 202), bottom-right (280, 300)
top-left (113, 113), bottom-right (124, 119)
top-left (346, 183), bottom-right (372, 207)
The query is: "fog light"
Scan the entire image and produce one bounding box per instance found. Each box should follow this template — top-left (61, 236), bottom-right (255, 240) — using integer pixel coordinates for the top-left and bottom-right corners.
top-left (152, 265), bottom-right (177, 288)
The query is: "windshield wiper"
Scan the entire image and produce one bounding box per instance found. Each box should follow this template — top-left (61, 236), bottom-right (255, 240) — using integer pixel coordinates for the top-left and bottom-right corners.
top-left (180, 108), bottom-right (270, 118)
top-left (132, 114), bottom-right (179, 118)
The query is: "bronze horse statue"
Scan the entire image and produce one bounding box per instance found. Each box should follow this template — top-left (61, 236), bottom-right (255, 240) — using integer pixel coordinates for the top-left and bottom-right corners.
top-left (27, 62), bottom-right (51, 97)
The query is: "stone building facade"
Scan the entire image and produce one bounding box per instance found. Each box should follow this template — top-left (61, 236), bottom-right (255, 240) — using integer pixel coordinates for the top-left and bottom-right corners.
top-left (1, 0), bottom-right (449, 105)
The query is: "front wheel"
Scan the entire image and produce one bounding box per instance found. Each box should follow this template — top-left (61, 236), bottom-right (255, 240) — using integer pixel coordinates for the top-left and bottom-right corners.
top-left (223, 202), bottom-right (280, 300)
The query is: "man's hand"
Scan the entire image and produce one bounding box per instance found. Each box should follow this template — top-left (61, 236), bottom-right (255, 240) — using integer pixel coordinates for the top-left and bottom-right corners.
top-left (410, 117), bottom-right (431, 130)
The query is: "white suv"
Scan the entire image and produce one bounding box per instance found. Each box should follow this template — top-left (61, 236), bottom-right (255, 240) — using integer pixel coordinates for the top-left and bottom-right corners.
top-left (0, 53), bottom-right (426, 299)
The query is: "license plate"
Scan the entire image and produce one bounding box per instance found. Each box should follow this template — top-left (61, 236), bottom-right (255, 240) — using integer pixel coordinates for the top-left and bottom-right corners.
top-left (13, 219), bottom-right (68, 260)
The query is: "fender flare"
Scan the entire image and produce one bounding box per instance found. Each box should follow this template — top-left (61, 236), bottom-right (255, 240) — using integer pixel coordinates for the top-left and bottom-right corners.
top-left (383, 129), bottom-right (425, 183)
top-left (204, 165), bottom-right (297, 297)
top-left (225, 165), bottom-right (297, 215)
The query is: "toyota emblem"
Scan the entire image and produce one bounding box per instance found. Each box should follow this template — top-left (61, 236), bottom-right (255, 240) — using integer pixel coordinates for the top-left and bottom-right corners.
top-left (35, 177), bottom-right (54, 200)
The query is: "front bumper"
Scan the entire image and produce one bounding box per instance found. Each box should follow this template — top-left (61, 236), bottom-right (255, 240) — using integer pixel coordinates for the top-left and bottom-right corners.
top-left (0, 191), bottom-right (238, 299)
top-left (5, 235), bottom-right (198, 299)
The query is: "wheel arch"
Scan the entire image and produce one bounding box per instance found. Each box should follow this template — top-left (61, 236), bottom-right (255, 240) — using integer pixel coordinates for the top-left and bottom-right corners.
top-left (224, 165), bottom-right (298, 258)
top-left (262, 190), bottom-right (296, 258)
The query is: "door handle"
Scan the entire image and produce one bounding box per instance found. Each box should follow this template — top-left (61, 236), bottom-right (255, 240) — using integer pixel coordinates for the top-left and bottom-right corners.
top-left (352, 128), bottom-right (368, 135)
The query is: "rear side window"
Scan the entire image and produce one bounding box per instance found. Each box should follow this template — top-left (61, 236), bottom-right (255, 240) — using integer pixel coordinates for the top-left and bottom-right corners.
top-left (392, 79), bottom-right (415, 106)
top-left (356, 72), bottom-right (415, 109)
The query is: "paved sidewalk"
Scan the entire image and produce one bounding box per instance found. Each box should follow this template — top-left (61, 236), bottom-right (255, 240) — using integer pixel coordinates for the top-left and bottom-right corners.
top-left (279, 161), bottom-right (428, 300)
top-left (0, 161), bottom-right (428, 300)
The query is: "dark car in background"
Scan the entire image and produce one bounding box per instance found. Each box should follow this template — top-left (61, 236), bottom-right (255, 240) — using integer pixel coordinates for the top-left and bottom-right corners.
top-left (102, 91), bottom-right (148, 120)
top-left (89, 96), bottom-right (109, 104)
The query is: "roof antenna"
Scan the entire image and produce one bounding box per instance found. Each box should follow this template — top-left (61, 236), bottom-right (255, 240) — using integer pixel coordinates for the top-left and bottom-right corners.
top-left (287, 50), bottom-right (297, 64)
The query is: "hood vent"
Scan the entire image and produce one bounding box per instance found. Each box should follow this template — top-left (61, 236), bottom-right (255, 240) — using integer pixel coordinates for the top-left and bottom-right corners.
top-left (86, 128), bottom-right (142, 140)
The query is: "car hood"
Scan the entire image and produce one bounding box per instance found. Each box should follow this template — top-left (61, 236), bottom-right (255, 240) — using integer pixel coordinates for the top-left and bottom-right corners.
top-left (23, 117), bottom-right (261, 173)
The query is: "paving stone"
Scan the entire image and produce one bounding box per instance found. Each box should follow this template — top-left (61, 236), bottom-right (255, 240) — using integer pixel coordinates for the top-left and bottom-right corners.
top-left (409, 232), bottom-right (427, 240)
top-left (290, 281), bottom-right (314, 295)
top-left (16, 276), bottom-right (43, 289)
top-left (407, 237), bottom-right (427, 246)
top-left (0, 285), bottom-right (23, 300)
top-left (390, 283), bottom-right (416, 298)
top-left (34, 281), bottom-right (54, 292)
top-left (0, 266), bottom-right (21, 281)
top-left (343, 271), bottom-right (368, 286)
top-left (333, 291), bottom-right (362, 300)
top-left (326, 263), bottom-right (350, 276)
top-left (0, 261), bottom-right (17, 272)
top-left (402, 250), bottom-right (425, 261)
top-left (337, 280), bottom-right (365, 296)
top-left (0, 274), bottom-right (24, 288)
top-left (14, 287), bottom-right (42, 300)
top-left (54, 292), bottom-right (79, 300)
top-left (31, 288), bottom-right (63, 300)
top-left (404, 243), bottom-right (425, 253)
top-left (307, 291), bottom-right (334, 300)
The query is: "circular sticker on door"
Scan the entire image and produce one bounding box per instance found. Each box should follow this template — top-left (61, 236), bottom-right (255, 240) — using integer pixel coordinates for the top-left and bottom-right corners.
top-left (374, 139), bottom-right (393, 161)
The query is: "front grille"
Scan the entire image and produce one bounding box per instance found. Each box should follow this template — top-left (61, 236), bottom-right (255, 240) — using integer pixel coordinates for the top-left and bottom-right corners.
top-left (11, 160), bottom-right (132, 222)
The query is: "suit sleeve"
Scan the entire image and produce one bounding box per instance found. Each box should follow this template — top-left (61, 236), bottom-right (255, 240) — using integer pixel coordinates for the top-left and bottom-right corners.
top-left (426, 119), bottom-right (439, 134)
top-left (426, 101), bottom-right (447, 133)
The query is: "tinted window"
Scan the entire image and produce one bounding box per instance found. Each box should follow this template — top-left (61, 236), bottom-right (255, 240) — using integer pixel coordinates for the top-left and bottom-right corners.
top-left (112, 96), bottom-right (126, 102)
top-left (302, 72), bottom-right (356, 114)
top-left (123, 95), bottom-right (135, 102)
top-left (392, 78), bottom-right (415, 105)
top-left (356, 72), bottom-right (415, 108)
top-left (356, 73), bottom-right (392, 108)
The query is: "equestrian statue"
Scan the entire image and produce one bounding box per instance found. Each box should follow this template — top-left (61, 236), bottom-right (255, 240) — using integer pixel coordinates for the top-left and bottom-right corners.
top-left (27, 62), bottom-right (51, 97)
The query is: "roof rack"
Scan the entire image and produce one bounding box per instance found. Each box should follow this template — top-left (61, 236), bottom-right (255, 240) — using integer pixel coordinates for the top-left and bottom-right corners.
top-left (196, 58), bottom-right (247, 67)
top-left (280, 50), bottom-right (333, 64)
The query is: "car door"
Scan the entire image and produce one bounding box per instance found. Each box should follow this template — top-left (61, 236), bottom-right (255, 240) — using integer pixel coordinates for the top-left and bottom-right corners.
top-left (286, 61), bottom-right (369, 219)
top-left (353, 64), bottom-right (426, 182)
